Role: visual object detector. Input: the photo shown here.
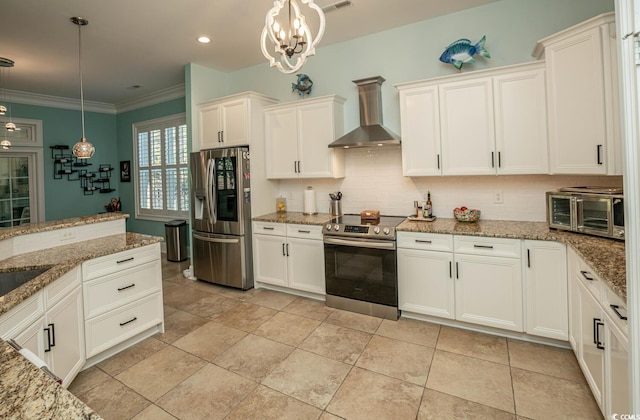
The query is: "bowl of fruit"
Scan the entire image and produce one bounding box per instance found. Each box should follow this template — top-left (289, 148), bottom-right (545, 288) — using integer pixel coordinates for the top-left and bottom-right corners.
top-left (453, 207), bottom-right (481, 222)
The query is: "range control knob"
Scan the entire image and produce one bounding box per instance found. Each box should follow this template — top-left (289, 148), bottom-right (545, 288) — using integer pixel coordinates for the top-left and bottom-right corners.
top-left (374, 227), bottom-right (381, 235)
top-left (383, 228), bottom-right (390, 235)
top-left (334, 224), bottom-right (340, 231)
top-left (325, 224), bottom-right (332, 231)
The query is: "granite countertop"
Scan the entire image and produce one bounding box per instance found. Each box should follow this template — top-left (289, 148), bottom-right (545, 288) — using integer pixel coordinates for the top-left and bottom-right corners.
top-left (0, 213), bottom-right (129, 241)
top-left (0, 340), bottom-right (102, 419)
top-left (252, 212), bottom-right (627, 302)
top-left (0, 232), bottom-right (163, 316)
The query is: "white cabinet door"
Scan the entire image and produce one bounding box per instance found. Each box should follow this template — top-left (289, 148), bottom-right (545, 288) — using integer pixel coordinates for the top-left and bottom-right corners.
top-left (545, 27), bottom-right (607, 174)
top-left (264, 95), bottom-right (345, 180)
top-left (199, 103), bottom-right (222, 149)
top-left (399, 85), bottom-right (442, 176)
top-left (398, 248), bottom-right (454, 319)
top-left (220, 99), bottom-right (248, 147)
top-left (604, 319), bottom-right (629, 418)
top-left (568, 248), bottom-right (582, 352)
top-left (454, 253), bottom-right (523, 331)
top-left (265, 107), bottom-right (298, 179)
top-left (440, 78), bottom-right (495, 175)
top-left (578, 280), bottom-right (604, 409)
top-left (12, 315), bottom-right (47, 363)
top-left (523, 240), bottom-right (568, 340)
top-left (297, 101), bottom-right (341, 178)
top-left (494, 67), bottom-right (549, 174)
top-left (253, 234), bottom-right (288, 287)
top-left (198, 99), bottom-right (248, 149)
top-left (46, 285), bottom-right (85, 388)
top-left (287, 237), bottom-right (325, 295)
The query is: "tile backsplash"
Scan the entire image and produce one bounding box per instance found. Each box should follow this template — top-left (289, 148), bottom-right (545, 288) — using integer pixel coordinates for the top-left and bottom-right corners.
top-left (275, 148), bottom-right (622, 222)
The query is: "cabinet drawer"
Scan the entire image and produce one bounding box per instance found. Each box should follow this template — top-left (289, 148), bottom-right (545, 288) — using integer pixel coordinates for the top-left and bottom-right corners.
top-left (454, 236), bottom-right (520, 258)
top-left (573, 254), bottom-right (602, 299)
top-left (286, 224), bottom-right (323, 240)
top-left (83, 243), bottom-right (160, 280)
top-left (0, 291), bottom-right (44, 339)
top-left (397, 232), bottom-right (453, 252)
top-left (84, 260), bottom-right (161, 319)
top-left (603, 283), bottom-right (627, 335)
top-left (253, 222), bottom-right (286, 236)
top-left (85, 292), bottom-right (163, 358)
top-left (44, 267), bottom-right (81, 309)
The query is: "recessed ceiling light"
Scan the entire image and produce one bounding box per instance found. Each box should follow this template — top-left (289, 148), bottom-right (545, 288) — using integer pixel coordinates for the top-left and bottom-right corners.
top-left (197, 36), bottom-right (211, 44)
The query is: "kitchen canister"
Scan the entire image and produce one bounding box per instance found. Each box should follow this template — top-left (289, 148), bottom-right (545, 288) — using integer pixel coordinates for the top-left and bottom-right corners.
top-left (303, 186), bottom-right (317, 215)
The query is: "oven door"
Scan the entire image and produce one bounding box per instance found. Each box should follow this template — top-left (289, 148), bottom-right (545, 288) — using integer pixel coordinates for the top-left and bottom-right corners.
top-left (576, 196), bottom-right (611, 237)
top-left (324, 236), bottom-right (397, 307)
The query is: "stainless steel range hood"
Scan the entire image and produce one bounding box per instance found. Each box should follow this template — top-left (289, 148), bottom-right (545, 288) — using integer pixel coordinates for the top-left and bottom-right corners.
top-left (329, 76), bottom-right (401, 149)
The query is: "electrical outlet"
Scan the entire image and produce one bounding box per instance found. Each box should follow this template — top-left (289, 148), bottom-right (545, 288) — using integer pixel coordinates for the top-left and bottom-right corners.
top-left (60, 230), bottom-right (76, 241)
top-left (494, 190), bottom-right (503, 204)
top-left (287, 191), bottom-right (294, 199)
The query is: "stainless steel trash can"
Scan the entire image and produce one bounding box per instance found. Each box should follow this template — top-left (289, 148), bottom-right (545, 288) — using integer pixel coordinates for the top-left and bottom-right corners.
top-left (165, 220), bottom-right (187, 262)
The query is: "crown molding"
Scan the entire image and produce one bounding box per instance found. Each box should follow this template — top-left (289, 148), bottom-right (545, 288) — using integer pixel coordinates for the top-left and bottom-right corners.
top-left (3, 89), bottom-right (117, 114)
top-left (115, 84), bottom-right (185, 113)
top-left (2, 83), bottom-right (186, 115)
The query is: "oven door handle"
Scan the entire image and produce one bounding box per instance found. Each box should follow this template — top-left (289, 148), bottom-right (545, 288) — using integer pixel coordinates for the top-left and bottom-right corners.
top-left (323, 237), bottom-right (396, 250)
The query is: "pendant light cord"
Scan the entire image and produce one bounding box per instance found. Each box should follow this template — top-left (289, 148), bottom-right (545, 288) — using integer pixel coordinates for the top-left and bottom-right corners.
top-left (78, 22), bottom-right (86, 139)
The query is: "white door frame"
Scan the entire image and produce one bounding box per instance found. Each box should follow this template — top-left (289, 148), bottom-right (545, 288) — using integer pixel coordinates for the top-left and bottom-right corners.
top-left (615, 0), bottom-right (640, 413)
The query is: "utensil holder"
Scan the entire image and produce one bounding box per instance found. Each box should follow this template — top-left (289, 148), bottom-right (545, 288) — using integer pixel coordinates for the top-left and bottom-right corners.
top-left (330, 200), bottom-right (342, 216)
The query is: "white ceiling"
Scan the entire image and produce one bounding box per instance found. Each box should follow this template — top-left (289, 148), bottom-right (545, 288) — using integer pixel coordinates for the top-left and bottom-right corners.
top-left (0, 0), bottom-right (497, 106)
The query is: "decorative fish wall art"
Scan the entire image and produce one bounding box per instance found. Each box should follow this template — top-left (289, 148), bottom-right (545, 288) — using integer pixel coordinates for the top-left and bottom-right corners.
top-left (439, 35), bottom-right (490, 70)
top-left (292, 74), bottom-right (314, 96)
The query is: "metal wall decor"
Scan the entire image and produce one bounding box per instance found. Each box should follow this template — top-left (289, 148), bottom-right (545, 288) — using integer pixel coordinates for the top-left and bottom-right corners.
top-left (50, 144), bottom-right (115, 195)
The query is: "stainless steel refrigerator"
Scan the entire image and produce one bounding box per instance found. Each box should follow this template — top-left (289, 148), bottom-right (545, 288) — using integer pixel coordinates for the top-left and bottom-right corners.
top-left (190, 146), bottom-right (253, 290)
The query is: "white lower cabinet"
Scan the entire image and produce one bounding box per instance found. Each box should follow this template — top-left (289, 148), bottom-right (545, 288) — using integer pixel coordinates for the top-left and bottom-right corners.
top-left (398, 233), bottom-right (522, 332)
top-left (253, 222), bottom-right (325, 295)
top-left (577, 280), bottom-right (604, 409)
top-left (397, 232), bottom-right (455, 319)
top-left (567, 246), bottom-right (629, 416)
top-left (2, 267), bottom-right (85, 388)
top-left (82, 243), bottom-right (163, 360)
top-left (604, 316), bottom-right (629, 418)
top-left (523, 240), bottom-right (568, 340)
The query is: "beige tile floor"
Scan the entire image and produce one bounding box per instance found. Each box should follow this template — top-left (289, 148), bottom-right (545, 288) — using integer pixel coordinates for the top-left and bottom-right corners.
top-left (69, 258), bottom-right (603, 420)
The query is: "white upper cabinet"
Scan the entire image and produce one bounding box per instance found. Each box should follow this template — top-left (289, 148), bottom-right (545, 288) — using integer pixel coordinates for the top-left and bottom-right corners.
top-left (265, 95), bottom-right (345, 179)
top-left (398, 85), bottom-right (441, 176)
top-left (198, 92), bottom-right (277, 150)
top-left (493, 67), bottom-right (549, 174)
top-left (534, 12), bottom-right (621, 175)
top-left (396, 62), bottom-right (548, 176)
top-left (439, 77), bottom-right (495, 175)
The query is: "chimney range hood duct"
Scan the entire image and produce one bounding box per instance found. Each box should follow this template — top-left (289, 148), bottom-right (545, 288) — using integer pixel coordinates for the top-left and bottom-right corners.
top-left (328, 76), bottom-right (401, 149)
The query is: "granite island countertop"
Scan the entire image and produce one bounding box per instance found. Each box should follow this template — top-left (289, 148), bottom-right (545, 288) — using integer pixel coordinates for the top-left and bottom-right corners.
top-left (0, 213), bottom-right (129, 241)
top-left (0, 340), bottom-right (102, 419)
top-left (252, 212), bottom-right (627, 302)
top-left (0, 231), bottom-right (162, 420)
top-left (0, 232), bottom-right (163, 316)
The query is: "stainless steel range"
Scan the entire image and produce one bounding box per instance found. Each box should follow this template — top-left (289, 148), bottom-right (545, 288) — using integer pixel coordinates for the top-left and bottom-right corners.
top-left (323, 215), bottom-right (405, 320)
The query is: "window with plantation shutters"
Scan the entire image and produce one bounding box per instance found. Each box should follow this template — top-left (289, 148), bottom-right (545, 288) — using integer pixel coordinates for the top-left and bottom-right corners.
top-left (133, 114), bottom-right (188, 221)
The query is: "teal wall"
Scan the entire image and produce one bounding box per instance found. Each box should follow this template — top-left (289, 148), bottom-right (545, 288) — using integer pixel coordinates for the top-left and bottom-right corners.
top-left (116, 97), bottom-right (186, 237)
top-left (10, 103), bottom-right (118, 221)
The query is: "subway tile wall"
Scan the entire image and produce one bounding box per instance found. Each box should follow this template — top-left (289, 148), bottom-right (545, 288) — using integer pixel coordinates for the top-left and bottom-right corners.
top-left (275, 148), bottom-right (623, 222)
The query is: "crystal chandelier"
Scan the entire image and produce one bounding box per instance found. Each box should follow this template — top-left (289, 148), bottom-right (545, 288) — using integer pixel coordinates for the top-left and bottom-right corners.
top-left (71, 17), bottom-right (95, 159)
top-left (260, 0), bottom-right (325, 74)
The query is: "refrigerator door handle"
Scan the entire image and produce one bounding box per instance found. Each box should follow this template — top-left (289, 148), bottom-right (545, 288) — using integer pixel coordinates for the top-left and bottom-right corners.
top-left (206, 158), bottom-right (217, 224)
top-left (193, 233), bottom-right (240, 244)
